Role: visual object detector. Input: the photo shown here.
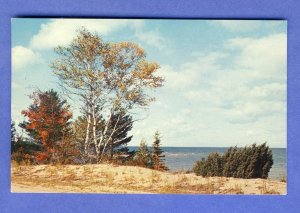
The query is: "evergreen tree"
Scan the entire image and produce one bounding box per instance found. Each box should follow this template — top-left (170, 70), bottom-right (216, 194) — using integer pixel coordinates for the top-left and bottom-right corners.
top-left (73, 108), bottom-right (134, 164)
top-left (11, 122), bottom-right (41, 163)
top-left (152, 131), bottom-right (168, 171)
top-left (106, 111), bottom-right (133, 161)
top-left (20, 89), bottom-right (73, 163)
top-left (73, 112), bottom-right (105, 163)
top-left (134, 139), bottom-right (152, 168)
top-left (115, 145), bottom-right (136, 164)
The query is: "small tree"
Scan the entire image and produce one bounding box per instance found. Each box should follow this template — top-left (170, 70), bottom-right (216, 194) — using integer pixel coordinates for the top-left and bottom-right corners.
top-left (20, 89), bottom-right (73, 164)
top-left (134, 139), bottom-right (152, 168)
top-left (152, 131), bottom-right (168, 171)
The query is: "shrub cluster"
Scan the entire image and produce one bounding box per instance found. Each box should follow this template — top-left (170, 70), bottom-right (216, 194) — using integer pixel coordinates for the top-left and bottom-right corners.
top-left (193, 143), bottom-right (273, 179)
top-left (11, 139), bottom-right (41, 164)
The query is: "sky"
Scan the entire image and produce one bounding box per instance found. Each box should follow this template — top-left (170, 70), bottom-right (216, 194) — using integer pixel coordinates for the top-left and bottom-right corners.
top-left (11, 19), bottom-right (287, 148)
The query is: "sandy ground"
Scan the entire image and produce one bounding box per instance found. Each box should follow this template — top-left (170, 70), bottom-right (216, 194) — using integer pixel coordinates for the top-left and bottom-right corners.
top-left (11, 164), bottom-right (286, 194)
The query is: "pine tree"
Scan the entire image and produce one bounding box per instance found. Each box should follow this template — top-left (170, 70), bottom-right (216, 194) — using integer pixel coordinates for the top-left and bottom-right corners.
top-left (152, 131), bottom-right (168, 171)
top-left (20, 89), bottom-right (73, 163)
top-left (73, 109), bottom-right (134, 163)
top-left (134, 139), bottom-right (152, 168)
top-left (73, 112), bottom-right (105, 163)
top-left (107, 111), bottom-right (133, 161)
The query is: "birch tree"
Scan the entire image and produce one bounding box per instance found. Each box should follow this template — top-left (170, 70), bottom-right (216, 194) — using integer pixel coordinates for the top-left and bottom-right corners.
top-left (52, 28), bottom-right (164, 162)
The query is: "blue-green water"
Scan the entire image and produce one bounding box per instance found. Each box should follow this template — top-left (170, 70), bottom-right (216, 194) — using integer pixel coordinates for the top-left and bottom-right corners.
top-left (129, 147), bottom-right (286, 180)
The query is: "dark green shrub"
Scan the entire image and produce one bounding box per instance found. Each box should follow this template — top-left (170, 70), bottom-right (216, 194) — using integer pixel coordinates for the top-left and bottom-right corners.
top-left (193, 143), bottom-right (273, 179)
top-left (193, 152), bottom-right (223, 177)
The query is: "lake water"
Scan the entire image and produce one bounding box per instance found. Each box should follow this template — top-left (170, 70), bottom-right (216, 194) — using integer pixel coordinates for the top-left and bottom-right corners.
top-left (129, 146), bottom-right (286, 180)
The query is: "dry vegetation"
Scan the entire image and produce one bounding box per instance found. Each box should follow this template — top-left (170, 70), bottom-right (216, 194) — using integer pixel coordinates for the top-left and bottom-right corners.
top-left (11, 162), bottom-right (286, 194)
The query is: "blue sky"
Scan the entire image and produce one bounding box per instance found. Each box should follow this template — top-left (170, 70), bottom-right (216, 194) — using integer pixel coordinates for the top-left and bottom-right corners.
top-left (12, 19), bottom-right (287, 147)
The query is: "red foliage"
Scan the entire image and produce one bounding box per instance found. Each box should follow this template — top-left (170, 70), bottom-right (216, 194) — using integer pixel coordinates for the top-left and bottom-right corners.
top-left (35, 152), bottom-right (48, 162)
top-left (21, 90), bottom-right (72, 162)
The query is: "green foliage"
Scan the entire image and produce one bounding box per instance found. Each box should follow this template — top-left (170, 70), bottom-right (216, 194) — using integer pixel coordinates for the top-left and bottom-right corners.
top-left (107, 111), bottom-right (133, 161)
top-left (152, 131), bottom-right (169, 171)
top-left (134, 139), bottom-right (153, 168)
top-left (11, 138), bottom-right (41, 164)
top-left (193, 143), bottom-right (273, 179)
top-left (113, 145), bottom-right (136, 165)
top-left (11, 122), bottom-right (41, 163)
top-left (193, 153), bottom-right (223, 177)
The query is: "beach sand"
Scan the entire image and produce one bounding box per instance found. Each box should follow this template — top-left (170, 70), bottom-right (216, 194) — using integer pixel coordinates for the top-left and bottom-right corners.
top-left (11, 163), bottom-right (286, 194)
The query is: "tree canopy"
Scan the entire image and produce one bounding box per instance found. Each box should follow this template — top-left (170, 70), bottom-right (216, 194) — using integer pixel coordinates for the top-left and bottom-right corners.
top-left (51, 28), bottom-right (164, 162)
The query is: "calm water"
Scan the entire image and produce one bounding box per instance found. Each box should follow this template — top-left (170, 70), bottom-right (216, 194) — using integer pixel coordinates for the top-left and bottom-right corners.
top-left (129, 147), bottom-right (286, 180)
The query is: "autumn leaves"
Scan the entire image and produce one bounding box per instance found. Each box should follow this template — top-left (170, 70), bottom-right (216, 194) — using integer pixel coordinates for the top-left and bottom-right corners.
top-left (19, 28), bottom-right (164, 164)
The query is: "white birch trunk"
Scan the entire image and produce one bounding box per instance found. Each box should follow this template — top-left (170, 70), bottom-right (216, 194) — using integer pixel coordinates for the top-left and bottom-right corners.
top-left (96, 109), bottom-right (113, 162)
top-left (99, 113), bottom-right (121, 162)
top-left (92, 104), bottom-right (100, 157)
top-left (84, 104), bottom-right (91, 155)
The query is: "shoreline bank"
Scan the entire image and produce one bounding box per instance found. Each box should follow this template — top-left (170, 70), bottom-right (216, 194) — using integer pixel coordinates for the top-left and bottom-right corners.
top-left (11, 164), bottom-right (286, 194)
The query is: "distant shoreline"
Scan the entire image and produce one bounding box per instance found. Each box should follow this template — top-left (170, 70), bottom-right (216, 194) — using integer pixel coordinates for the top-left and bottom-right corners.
top-left (128, 146), bottom-right (286, 181)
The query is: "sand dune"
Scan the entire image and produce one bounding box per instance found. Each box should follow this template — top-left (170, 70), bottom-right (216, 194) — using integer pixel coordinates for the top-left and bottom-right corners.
top-left (11, 164), bottom-right (286, 194)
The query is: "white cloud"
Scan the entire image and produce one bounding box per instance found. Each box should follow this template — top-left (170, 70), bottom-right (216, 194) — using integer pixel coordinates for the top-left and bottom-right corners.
top-left (30, 19), bottom-right (144, 50)
top-left (248, 83), bottom-right (286, 102)
top-left (159, 52), bottom-right (227, 89)
top-left (135, 30), bottom-right (167, 50)
top-left (227, 33), bottom-right (287, 79)
top-left (163, 33), bottom-right (286, 124)
top-left (12, 46), bottom-right (41, 71)
top-left (131, 107), bottom-right (197, 146)
top-left (224, 101), bottom-right (286, 123)
top-left (159, 65), bottom-right (198, 89)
